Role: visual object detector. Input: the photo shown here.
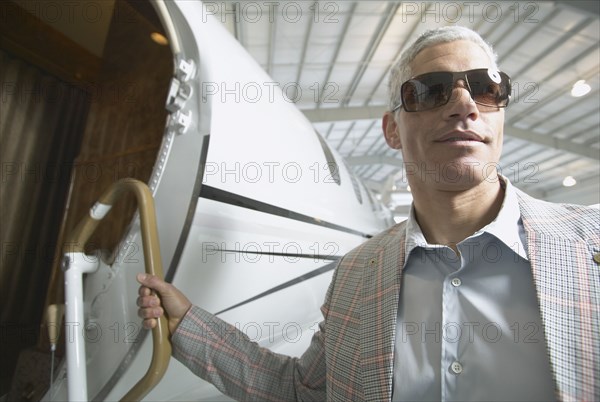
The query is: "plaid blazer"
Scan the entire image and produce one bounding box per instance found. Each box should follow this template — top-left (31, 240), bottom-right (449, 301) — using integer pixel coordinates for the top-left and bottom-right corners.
top-left (173, 189), bottom-right (600, 401)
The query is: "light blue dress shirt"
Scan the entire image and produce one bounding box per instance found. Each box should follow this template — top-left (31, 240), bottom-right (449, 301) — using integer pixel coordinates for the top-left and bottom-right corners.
top-left (392, 178), bottom-right (556, 401)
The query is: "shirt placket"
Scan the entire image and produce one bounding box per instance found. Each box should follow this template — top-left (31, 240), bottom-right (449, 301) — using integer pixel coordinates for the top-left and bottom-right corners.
top-left (440, 244), bottom-right (467, 401)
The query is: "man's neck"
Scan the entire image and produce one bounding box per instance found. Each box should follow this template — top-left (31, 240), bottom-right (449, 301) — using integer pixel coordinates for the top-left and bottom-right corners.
top-left (411, 178), bottom-right (505, 252)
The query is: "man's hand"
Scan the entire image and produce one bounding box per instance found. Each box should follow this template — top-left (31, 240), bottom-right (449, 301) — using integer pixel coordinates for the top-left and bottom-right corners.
top-left (136, 273), bottom-right (192, 334)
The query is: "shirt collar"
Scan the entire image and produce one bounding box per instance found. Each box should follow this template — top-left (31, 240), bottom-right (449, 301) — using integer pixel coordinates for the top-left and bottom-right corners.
top-left (480, 175), bottom-right (528, 260)
top-left (404, 175), bottom-right (528, 261)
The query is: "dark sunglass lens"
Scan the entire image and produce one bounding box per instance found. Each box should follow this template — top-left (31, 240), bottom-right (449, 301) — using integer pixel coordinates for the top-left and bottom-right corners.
top-left (428, 82), bottom-right (450, 109)
top-left (402, 73), bottom-right (452, 111)
top-left (401, 82), bottom-right (419, 111)
top-left (469, 70), bottom-right (510, 107)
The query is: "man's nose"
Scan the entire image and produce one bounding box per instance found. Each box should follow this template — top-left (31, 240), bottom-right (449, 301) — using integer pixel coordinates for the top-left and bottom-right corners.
top-left (449, 79), bottom-right (472, 103)
top-left (445, 80), bottom-right (479, 119)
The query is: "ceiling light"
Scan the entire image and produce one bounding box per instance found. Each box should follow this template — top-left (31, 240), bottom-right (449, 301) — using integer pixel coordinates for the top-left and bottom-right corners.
top-left (562, 176), bottom-right (576, 187)
top-left (150, 32), bottom-right (169, 46)
top-left (406, 185), bottom-right (411, 192)
top-left (571, 80), bottom-right (591, 97)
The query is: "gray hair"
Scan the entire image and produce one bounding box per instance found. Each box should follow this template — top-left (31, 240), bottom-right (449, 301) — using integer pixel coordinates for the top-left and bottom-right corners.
top-left (388, 26), bottom-right (499, 111)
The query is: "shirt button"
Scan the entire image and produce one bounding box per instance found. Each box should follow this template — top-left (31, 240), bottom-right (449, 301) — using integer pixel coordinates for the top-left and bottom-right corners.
top-left (451, 278), bottom-right (462, 287)
top-left (451, 361), bottom-right (463, 374)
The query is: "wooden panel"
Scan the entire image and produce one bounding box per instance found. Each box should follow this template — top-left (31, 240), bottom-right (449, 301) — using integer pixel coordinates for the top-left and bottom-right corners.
top-left (44, 0), bottom-right (173, 310)
top-left (0, 1), bottom-right (101, 86)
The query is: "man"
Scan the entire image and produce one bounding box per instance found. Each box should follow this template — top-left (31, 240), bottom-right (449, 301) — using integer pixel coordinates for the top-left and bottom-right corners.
top-left (138, 26), bottom-right (599, 401)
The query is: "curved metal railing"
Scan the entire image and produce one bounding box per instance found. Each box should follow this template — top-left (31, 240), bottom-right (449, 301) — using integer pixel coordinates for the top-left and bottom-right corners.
top-left (63, 178), bottom-right (171, 401)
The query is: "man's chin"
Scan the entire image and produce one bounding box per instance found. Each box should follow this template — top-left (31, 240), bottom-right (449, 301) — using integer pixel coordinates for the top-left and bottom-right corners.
top-left (408, 160), bottom-right (499, 187)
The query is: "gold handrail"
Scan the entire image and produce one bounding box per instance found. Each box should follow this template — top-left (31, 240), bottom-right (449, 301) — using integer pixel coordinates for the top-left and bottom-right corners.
top-left (64, 178), bottom-right (171, 401)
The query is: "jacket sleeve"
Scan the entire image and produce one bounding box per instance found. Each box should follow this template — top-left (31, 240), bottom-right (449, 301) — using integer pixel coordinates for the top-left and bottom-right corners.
top-left (171, 304), bottom-right (328, 402)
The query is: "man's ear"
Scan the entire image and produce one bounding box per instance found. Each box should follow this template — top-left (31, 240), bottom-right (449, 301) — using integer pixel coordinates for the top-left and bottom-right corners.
top-left (383, 112), bottom-right (402, 149)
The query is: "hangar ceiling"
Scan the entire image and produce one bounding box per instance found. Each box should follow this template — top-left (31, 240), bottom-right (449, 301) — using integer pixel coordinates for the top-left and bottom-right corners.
top-left (11, 0), bottom-right (598, 217)
top-left (213, 0), bottom-right (600, 216)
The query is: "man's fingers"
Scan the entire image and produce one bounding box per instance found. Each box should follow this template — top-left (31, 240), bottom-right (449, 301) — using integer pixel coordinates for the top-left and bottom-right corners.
top-left (136, 294), bottom-right (159, 308)
top-left (142, 318), bottom-right (157, 330)
top-left (137, 273), bottom-right (170, 294)
top-left (138, 306), bottom-right (164, 319)
top-left (138, 286), bottom-right (151, 297)
top-left (136, 273), bottom-right (179, 332)
top-left (136, 273), bottom-right (192, 335)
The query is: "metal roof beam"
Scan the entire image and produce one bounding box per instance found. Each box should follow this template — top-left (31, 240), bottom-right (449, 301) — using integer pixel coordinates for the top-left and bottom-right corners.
top-left (555, 1), bottom-right (600, 16)
top-left (347, 120), bottom-right (377, 157)
top-left (295, 6), bottom-right (314, 84)
top-left (303, 105), bottom-right (387, 122)
top-left (343, 2), bottom-right (401, 105)
top-left (511, 16), bottom-right (595, 80)
top-left (363, 4), bottom-right (424, 106)
top-left (336, 121), bottom-right (356, 151)
top-left (505, 126), bottom-right (599, 161)
top-left (316, 2), bottom-right (357, 107)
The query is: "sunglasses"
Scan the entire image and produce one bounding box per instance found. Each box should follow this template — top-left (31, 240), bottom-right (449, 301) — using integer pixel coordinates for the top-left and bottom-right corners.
top-left (392, 68), bottom-right (511, 112)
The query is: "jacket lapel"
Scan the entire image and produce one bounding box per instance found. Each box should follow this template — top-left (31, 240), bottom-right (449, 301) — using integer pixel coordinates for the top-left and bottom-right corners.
top-left (360, 225), bottom-right (406, 401)
top-left (524, 226), bottom-right (573, 399)
top-left (519, 192), bottom-right (600, 400)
